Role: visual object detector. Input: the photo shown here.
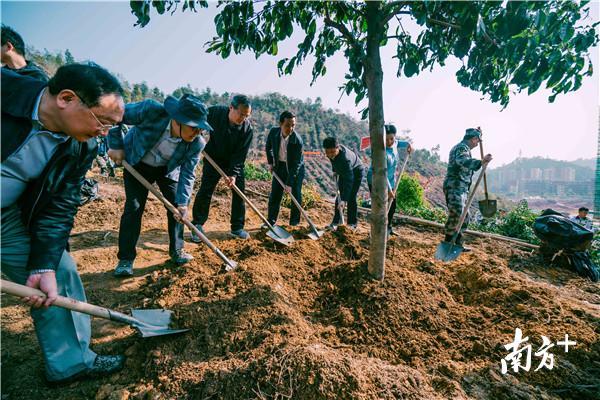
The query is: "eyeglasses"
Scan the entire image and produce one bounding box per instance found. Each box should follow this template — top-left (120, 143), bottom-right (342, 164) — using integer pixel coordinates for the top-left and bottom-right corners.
top-left (86, 107), bottom-right (117, 132)
top-left (74, 92), bottom-right (118, 132)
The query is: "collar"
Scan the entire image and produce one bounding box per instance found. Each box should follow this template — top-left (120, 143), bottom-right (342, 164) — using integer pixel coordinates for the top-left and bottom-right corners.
top-left (31, 88), bottom-right (45, 127)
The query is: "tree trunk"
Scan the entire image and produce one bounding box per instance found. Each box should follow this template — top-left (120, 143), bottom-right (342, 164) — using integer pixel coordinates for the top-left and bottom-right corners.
top-left (364, 2), bottom-right (386, 281)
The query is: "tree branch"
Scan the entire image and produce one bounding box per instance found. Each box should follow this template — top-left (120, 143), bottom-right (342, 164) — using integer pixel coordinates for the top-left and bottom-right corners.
top-left (382, 1), bottom-right (411, 24)
top-left (427, 18), bottom-right (461, 29)
top-left (323, 9), bottom-right (362, 53)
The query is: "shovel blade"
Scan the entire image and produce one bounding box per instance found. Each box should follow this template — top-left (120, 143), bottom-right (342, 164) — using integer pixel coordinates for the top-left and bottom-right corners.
top-left (478, 199), bottom-right (497, 218)
top-left (131, 309), bottom-right (189, 338)
top-left (266, 225), bottom-right (295, 246)
top-left (307, 230), bottom-right (324, 241)
top-left (223, 260), bottom-right (239, 272)
top-left (435, 241), bottom-right (464, 262)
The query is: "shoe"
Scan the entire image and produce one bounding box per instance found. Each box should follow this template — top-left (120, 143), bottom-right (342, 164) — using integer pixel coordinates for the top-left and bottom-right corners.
top-left (348, 224), bottom-right (357, 231)
top-left (190, 224), bottom-right (205, 243)
top-left (113, 260), bottom-right (133, 277)
top-left (260, 223), bottom-right (272, 230)
top-left (456, 234), bottom-right (471, 252)
top-left (46, 355), bottom-right (125, 385)
top-left (171, 249), bottom-right (193, 265)
top-left (289, 221), bottom-right (300, 227)
top-left (230, 229), bottom-right (250, 239)
top-left (387, 227), bottom-right (397, 237)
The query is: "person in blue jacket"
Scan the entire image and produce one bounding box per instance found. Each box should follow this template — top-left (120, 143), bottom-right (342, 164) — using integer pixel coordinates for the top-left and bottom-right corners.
top-left (367, 124), bottom-right (412, 237)
top-left (108, 94), bottom-right (212, 277)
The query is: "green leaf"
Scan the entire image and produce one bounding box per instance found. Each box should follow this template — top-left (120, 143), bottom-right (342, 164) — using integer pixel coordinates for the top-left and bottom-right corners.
top-left (309, 20), bottom-right (316, 36)
top-left (270, 41), bottom-right (278, 55)
top-left (403, 60), bottom-right (418, 77)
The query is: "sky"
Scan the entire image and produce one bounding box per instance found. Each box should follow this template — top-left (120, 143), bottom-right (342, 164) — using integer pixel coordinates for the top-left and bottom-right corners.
top-left (2, 0), bottom-right (599, 166)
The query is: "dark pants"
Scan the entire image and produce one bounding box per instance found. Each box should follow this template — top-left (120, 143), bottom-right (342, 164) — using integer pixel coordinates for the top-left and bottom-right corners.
top-left (333, 168), bottom-right (364, 226)
top-left (192, 162), bottom-right (246, 231)
top-left (268, 162), bottom-right (305, 225)
top-left (118, 162), bottom-right (183, 261)
top-left (368, 182), bottom-right (397, 227)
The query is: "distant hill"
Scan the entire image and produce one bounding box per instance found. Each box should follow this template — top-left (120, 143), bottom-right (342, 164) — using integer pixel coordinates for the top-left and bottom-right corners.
top-left (571, 158), bottom-right (596, 171)
top-left (487, 157), bottom-right (594, 200)
top-left (489, 157), bottom-right (594, 181)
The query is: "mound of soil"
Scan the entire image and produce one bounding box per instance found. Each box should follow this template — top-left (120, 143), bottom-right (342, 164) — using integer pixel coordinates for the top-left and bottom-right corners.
top-left (1, 171), bottom-right (599, 400)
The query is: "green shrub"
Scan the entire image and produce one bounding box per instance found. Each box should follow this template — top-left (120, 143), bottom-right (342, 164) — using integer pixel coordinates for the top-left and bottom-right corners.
top-left (395, 173), bottom-right (425, 210)
top-left (244, 162), bottom-right (270, 181)
top-left (471, 200), bottom-right (540, 244)
top-left (401, 205), bottom-right (447, 224)
top-left (282, 184), bottom-right (322, 210)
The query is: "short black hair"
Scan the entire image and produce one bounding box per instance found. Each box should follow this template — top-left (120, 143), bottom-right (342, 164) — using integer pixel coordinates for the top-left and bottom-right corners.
top-left (231, 94), bottom-right (251, 109)
top-left (1, 25), bottom-right (25, 56)
top-left (279, 110), bottom-right (296, 123)
top-left (385, 124), bottom-right (397, 135)
top-left (579, 207), bottom-right (589, 212)
top-left (48, 62), bottom-right (124, 108)
top-left (322, 137), bottom-right (338, 149)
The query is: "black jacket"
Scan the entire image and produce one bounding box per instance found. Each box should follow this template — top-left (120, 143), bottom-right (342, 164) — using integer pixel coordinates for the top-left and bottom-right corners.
top-left (203, 105), bottom-right (253, 177)
top-left (265, 127), bottom-right (304, 185)
top-left (330, 145), bottom-right (364, 201)
top-left (1, 69), bottom-right (97, 270)
top-left (2, 60), bottom-right (49, 82)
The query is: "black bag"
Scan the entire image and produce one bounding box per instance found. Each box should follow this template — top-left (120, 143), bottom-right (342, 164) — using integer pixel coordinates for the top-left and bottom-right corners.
top-left (533, 211), bottom-right (593, 250)
top-left (80, 178), bottom-right (99, 205)
top-left (534, 210), bottom-right (598, 282)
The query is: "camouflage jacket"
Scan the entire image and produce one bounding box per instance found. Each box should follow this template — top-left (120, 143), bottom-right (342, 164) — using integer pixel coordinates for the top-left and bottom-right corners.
top-left (443, 140), bottom-right (482, 191)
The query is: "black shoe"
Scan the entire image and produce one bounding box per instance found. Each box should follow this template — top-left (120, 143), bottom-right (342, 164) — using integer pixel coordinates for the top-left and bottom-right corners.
top-left (113, 260), bottom-right (134, 277)
top-left (47, 355), bottom-right (125, 385)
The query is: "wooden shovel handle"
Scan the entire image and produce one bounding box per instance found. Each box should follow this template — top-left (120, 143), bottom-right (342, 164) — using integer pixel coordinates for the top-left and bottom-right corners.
top-left (479, 141), bottom-right (490, 200)
top-left (122, 161), bottom-right (237, 269)
top-left (1, 279), bottom-right (111, 320)
top-left (388, 151), bottom-right (411, 214)
top-left (454, 162), bottom-right (489, 236)
top-left (271, 170), bottom-right (320, 233)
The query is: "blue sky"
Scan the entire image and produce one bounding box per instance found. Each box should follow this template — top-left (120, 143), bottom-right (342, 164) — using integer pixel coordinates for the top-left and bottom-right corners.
top-left (2, 1), bottom-right (599, 166)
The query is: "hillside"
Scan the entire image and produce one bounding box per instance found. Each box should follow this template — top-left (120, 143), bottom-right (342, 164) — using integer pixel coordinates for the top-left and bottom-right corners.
top-left (1, 169), bottom-right (599, 400)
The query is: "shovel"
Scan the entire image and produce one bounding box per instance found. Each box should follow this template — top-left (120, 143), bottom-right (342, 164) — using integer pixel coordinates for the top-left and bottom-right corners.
top-left (202, 152), bottom-right (295, 246)
top-left (478, 139), bottom-right (497, 218)
top-left (271, 170), bottom-right (323, 240)
top-left (435, 161), bottom-right (489, 261)
top-left (122, 161), bottom-right (238, 271)
top-left (1, 279), bottom-right (188, 338)
top-left (331, 174), bottom-right (346, 229)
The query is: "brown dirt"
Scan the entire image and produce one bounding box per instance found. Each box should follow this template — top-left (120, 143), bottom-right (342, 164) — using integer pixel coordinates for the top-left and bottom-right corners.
top-left (1, 171), bottom-right (599, 400)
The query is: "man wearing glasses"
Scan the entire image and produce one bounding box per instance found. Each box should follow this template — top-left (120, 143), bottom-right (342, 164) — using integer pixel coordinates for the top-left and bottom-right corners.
top-left (1, 63), bottom-right (125, 383)
top-left (191, 94), bottom-right (253, 240)
top-left (108, 94), bottom-right (212, 277)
